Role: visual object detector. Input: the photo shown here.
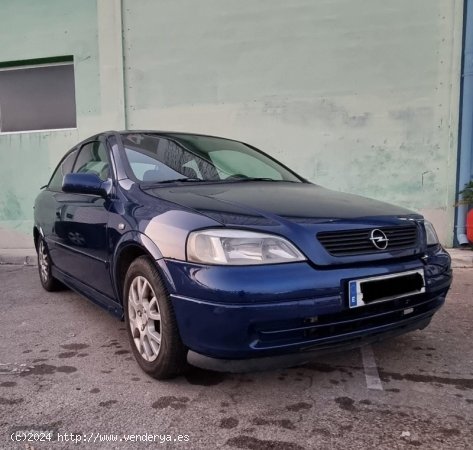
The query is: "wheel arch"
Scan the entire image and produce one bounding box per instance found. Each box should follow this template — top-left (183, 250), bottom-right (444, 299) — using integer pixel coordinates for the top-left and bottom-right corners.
top-left (33, 227), bottom-right (40, 251)
top-left (112, 232), bottom-right (175, 305)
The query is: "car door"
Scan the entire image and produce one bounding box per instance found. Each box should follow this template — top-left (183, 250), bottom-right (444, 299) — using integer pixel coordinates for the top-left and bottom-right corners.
top-left (52, 138), bottom-right (115, 298)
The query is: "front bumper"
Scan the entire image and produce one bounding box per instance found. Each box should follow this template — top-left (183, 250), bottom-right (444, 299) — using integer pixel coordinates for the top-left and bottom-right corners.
top-left (159, 247), bottom-right (452, 368)
top-left (187, 313), bottom-right (435, 373)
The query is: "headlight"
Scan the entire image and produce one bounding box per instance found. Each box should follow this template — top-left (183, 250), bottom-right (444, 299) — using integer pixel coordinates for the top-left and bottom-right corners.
top-left (187, 229), bottom-right (306, 265)
top-left (424, 221), bottom-right (439, 246)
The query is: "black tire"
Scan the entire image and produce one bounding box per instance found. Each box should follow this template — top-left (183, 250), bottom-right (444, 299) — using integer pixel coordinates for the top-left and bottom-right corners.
top-left (37, 237), bottom-right (63, 292)
top-left (123, 256), bottom-right (188, 379)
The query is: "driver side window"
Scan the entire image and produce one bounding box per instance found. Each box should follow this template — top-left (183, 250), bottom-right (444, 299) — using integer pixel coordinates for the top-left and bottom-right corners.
top-left (73, 141), bottom-right (110, 181)
top-left (48, 149), bottom-right (78, 191)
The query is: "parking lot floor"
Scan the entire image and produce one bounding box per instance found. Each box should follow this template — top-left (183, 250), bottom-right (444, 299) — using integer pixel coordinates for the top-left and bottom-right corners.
top-left (0, 265), bottom-right (472, 449)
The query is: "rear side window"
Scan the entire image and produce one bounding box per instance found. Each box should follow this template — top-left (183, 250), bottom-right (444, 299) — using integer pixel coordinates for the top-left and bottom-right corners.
top-left (73, 141), bottom-right (110, 181)
top-left (48, 150), bottom-right (78, 191)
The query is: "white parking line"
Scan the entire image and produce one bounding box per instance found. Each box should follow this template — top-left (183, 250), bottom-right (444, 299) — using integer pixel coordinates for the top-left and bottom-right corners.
top-left (361, 345), bottom-right (383, 390)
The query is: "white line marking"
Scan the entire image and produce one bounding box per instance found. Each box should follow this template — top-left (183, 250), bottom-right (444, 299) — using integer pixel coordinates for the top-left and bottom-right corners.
top-left (361, 345), bottom-right (383, 390)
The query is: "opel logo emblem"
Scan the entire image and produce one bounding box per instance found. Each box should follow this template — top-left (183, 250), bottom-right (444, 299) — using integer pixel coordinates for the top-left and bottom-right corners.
top-left (369, 229), bottom-right (389, 250)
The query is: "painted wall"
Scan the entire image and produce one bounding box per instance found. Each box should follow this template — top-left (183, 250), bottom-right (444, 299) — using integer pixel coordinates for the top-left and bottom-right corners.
top-left (0, 0), bottom-right (124, 235)
top-left (123, 0), bottom-right (463, 244)
top-left (0, 0), bottom-right (463, 245)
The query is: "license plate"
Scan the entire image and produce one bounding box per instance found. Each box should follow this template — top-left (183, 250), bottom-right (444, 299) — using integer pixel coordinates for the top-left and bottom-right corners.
top-left (348, 269), bottom-right (425, 308)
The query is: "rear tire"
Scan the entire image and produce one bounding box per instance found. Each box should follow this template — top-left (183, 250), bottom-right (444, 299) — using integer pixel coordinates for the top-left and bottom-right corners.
top-left (37, 237), bottom-right (63, 292)
top-left (123, 256), bottom-right (188, 379)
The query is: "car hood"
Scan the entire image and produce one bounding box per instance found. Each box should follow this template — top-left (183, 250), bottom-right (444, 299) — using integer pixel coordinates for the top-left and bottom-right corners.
top-left (144, 182), bottom-right (420, 227)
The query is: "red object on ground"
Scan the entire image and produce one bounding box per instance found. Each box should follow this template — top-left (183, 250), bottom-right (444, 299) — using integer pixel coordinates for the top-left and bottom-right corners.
top-left (467, 209), bottom-right (473, 243)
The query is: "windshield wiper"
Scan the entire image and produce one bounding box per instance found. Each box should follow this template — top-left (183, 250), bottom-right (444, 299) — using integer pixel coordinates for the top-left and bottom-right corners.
top-left (144, 177), bottom-right (300, 186)
top-left (227, 177), bottom-right (297, 182)
top-left (147, 178), bottom-right (204, 184)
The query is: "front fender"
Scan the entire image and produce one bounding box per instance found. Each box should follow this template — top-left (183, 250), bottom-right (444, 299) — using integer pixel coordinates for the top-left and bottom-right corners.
top-left (111, 231), bottom-right (177, 303)
top-left (115, 230), bottom-right (164, 261)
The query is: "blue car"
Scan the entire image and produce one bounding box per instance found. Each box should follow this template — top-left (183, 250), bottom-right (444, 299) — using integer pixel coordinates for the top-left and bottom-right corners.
top-left (34, 131), bottom-right (452, 379)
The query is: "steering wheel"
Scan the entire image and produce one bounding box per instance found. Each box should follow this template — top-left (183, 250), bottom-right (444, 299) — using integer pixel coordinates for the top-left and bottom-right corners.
top-left (225, 174), bottom-right (250, 180)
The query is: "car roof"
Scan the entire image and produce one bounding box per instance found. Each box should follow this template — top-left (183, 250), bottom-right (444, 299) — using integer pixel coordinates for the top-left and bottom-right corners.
top-left (60, 130), bottom-right (248, 160)
top-left (115, 130), bottom-right (246, 144)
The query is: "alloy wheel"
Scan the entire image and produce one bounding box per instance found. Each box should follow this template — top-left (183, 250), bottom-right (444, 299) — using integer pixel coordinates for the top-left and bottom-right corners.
top-left (128, 276), bottom-right (162, 362)
top-left (38, 240), bottom-right (50, 283)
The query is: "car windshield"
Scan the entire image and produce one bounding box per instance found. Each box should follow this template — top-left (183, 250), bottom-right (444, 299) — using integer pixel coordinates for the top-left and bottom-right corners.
top-left (121, 133), bottom-right (302, 184)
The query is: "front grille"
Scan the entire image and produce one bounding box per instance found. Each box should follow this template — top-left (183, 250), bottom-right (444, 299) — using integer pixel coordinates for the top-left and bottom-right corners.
top-left (317, 225), bottom-right (418, 256)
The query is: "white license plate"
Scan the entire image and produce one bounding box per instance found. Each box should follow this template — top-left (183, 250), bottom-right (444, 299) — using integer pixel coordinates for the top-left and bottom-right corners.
top-left (348, 269), bottom-right (425, 309)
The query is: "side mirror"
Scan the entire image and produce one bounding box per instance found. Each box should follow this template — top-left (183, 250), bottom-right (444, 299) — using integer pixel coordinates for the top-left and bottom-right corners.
top-left (62, 173), bottom-right (111, 197)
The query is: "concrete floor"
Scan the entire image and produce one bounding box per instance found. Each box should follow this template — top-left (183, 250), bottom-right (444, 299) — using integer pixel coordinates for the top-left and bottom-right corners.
top-left (0, 266), bottom-right (472, 449)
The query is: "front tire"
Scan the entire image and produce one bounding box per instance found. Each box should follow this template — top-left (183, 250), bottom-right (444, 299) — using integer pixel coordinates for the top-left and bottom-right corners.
top-left (124, 256), bottom-right (188, 379)
top-left (37, 238), bottom-right (62, 292)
